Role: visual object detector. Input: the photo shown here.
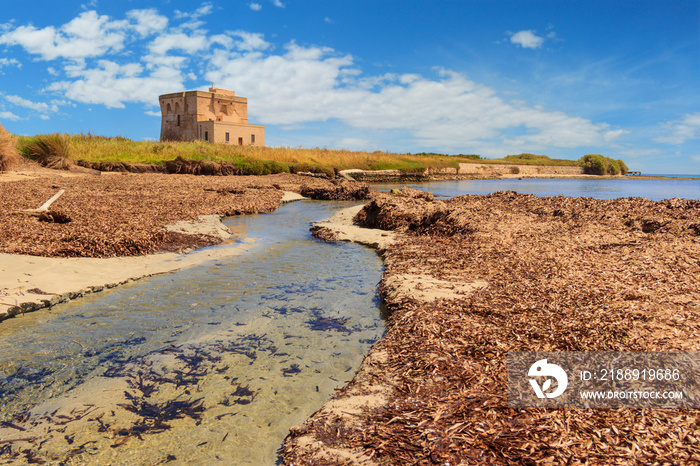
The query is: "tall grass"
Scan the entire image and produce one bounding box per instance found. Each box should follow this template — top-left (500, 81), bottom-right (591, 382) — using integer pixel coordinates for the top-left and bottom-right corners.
top-left (17, 133), bottom-right (72, 169)
top-left (15, 133), bottom-right (619, 175)
top-left (0, 123), bottom-right (19, 172)
top-left (65, 133), bottom-right (473, 173)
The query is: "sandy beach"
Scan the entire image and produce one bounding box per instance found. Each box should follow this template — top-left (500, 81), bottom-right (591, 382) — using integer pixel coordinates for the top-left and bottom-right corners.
top-left (0, 166), bottom-right (349, 320)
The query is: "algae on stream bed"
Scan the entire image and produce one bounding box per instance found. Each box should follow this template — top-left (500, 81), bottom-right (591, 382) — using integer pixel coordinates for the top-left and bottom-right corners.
top-left (0, 200), bottom-right (385, 465)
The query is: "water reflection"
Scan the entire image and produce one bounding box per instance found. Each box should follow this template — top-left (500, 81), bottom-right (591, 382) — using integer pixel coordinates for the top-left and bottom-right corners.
top-left (376, 177), bottom-right (700, 201)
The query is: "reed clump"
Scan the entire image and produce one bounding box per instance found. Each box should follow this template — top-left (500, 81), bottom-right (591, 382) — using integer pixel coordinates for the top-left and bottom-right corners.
top-left (18, 133), bottom-right (73, 170)
top-left (0, 123), bottom-right (19, 172)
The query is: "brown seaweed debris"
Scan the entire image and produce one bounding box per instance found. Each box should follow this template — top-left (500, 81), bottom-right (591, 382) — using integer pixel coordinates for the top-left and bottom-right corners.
top-left (0, 172), bottom-right (341, 258)
top-left (300, 178), bottom-right (372, 200)
top-left (284, 191), bottom-right (700, 465)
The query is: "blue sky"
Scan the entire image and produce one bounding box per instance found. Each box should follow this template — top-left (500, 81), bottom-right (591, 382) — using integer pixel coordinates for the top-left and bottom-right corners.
top-left (1, 1), bottom-right (698, 174)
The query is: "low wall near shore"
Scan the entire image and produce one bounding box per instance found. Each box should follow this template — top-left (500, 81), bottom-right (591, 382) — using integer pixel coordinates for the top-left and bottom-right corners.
top-left (455, 163), bottom-right (585, 176)
top-left (348, 170), bottom-right (430, 182)
top-left (342, 164), bottom-right (585, 181)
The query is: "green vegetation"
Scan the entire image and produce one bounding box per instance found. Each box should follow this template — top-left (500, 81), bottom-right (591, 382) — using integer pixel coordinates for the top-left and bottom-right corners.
top-left (17, 133), bottom-right (72, 169)
top-left (578, 154), bottom-right (629, 175)
top-left (499, 153), bottom-right (580, 166)
top-left (9, 133), bottom-right (628, 176)
top-left (19, 133), bottom-right (477, 175)
top-left (0, 123), bottom-right (18, 172)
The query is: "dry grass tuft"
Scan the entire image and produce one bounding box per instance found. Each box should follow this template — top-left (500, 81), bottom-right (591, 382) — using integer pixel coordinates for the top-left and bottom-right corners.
top-left (18, 133), bottom-right (73, 170)
top-left (0, 123), bottom-right (19, 172)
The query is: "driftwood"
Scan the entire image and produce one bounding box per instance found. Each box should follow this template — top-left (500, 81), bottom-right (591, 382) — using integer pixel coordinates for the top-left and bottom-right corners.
top-left (21, 189), bottom-right (65, 216)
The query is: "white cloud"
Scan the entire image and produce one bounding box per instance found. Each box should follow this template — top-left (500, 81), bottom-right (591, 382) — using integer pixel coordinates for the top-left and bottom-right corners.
top-left (603, 129), bottom-right (629, 142)
top-left (0, 58), bottom-right (21, 69)
top-left (0, 11), bottom-right (128, 60)
top-left (654, 113), bottom-right (700, 144)
top-left (509, 30), bottom-right (545, 49)
top-left (126, 9), bottom-right (169, 37)
top-left (175, 3), bottom-right (214, 20)
top-left (0, 111), bottom-right (21, 121)
top-left (5, 95), bottom-right (59, 114)
top-left (271, 0), bottom-right (285, 8)
top-left (47, 59), bottom-right (185, 108)
top-left (230, 31), bottom-right (270, 51)
top-left (148, 32), bottom-right (209, 55)
top-left (1, 8), bottom-right (618, 154)
top-left (249, 3), bottom-right (262, 11)
top-left (205, 45), bottom-right (613, 152)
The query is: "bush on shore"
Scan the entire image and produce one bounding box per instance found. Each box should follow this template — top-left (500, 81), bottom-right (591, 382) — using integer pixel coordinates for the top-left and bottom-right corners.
top-left (0, 123), bottom-right (19, 172)
top-left (18, 133), bottom-right (73, 170)
top-left (579, 154), bottom-right (628, 175)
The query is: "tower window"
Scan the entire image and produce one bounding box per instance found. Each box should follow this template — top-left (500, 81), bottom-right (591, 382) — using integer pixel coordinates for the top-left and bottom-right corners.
top-left (177, 115), bottom-right (180, 126)
top-left (225, 132), bottom-right (230, 142)
top-left (251, 134), bottom-right (255, 144)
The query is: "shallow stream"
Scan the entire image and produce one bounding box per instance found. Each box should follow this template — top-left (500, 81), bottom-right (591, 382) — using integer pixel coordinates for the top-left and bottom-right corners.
top-left (0, 200), bottom-right (385, 465)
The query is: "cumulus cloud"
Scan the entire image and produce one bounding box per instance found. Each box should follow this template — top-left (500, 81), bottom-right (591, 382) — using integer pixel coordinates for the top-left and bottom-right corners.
top-left (654, 113), bottom-right (700, 144)
top-left (0, 11), bottom-right (128, 60)
top-left (47, 59), bottom-right (186, 108)
top-left (229, 31), bottom-right (270, 51)
top-left (206, 45), bottom-right (613, 152)
top-left (1, 7), bottom-right (618, 153)
top-left (509, 30), bottom-right (545, 49)
top-left (0, 111), bottom-right (21, 121)
top-left (175, 3), bottom-right (213, 20)
top-left (249, 3), bottom-right (262, 11)
top-left (127, 9), bottom-right (169, 37)
top-left (272, 0), bottom-right (285, 8)
top-left (0, 58), bottom-right (21, 70)
top-left (5, 95), bottom-right (59, 114)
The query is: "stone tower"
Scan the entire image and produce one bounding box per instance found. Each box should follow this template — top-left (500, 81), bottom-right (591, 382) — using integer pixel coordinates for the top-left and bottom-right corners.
top-left (159, 87), bottom-right (265, 146)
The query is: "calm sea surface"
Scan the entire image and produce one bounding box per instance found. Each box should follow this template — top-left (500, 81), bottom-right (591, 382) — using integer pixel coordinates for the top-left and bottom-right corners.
top-left (375, 177), bottom-right (700, 201)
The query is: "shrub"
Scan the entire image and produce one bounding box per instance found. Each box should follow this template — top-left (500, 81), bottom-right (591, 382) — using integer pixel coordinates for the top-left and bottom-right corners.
top-left (18, 133), bottom-right (72, 169)
top-left (0, 123), bottom-right (19, 171)
top-left (510, 166), bottom-right (521, 174)
top-left (579, 154), bottom-right (607, 175)
top-left (606, 158), bottom-right (621, 175)
top-left (579, 154), bottom-right (628, 176)
top-left (617, 159), bottom-right (629, 175)
top-left (233, 158), bottom-right (289, 175)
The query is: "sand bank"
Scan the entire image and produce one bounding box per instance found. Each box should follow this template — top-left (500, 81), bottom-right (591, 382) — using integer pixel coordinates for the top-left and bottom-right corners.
top-left (0, 216), bottom-right (251, 320)
top-left (0, 190), bottom-right (306, 320)
top-left (310, 204), bottom-right (395, 251)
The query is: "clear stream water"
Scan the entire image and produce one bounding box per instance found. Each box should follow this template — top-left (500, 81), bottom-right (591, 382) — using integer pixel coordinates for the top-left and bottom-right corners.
top-left (0, 200), bottom-right (384, 465)
top-left (0, 177), bottom-right (697, 464)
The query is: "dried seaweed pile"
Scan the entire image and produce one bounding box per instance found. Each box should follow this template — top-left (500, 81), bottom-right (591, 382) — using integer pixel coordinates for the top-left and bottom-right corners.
top-left (300, 179), bottom-right (372, 201)
top-left (284, 189), bottom-right (700, 464)
top-left (0, 172), bottom-right (337, 257)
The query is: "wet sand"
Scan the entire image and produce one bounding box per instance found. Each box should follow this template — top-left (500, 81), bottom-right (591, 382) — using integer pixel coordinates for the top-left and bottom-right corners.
top-left (0, 168), bottom-right (345, 319)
